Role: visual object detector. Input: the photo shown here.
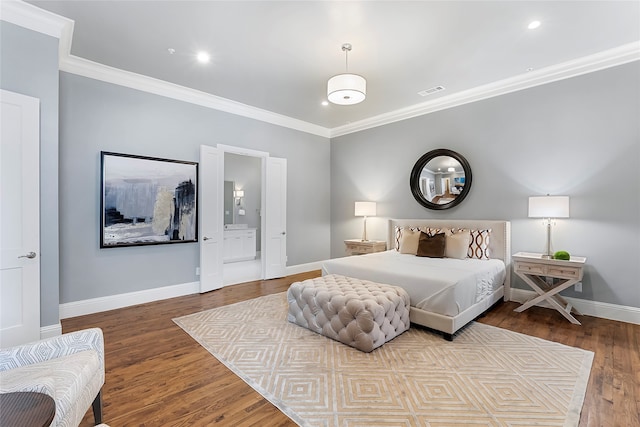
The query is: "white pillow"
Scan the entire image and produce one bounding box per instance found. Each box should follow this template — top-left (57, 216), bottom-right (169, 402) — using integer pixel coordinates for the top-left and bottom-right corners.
top-left (445, 230), bottom-right (471, 259)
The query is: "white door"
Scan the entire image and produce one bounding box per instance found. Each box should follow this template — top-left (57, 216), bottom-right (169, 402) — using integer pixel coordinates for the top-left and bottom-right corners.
top-left (0, 90), bottom-right (40, 348)
top-left (199, 145), bottom-right (224, 293)
top-left (264, 157), bottom-right (287, 279)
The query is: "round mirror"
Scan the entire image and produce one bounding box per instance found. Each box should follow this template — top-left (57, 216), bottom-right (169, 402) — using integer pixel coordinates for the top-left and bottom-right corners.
top-left (410, 149), bottom-right (472, 210)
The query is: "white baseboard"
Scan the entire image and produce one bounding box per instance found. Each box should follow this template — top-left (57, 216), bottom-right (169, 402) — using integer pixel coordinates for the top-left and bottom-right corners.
top-left (41, 322), bottom-right (62, 338)
top-left (285, 261), bottom-right (323, 276)
top-left (59, 281), bottom-right (200, 319)
top-left (510, 288), bottom-right (640, 325)
top-left (58, 263), bottom-right (324, 319)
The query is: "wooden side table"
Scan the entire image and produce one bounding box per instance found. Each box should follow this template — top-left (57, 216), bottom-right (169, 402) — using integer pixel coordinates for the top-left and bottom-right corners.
top-left (344, 239), bottom-right (386, 256)
top-left (512, 252), bottom-right (586, 324)
top-left (0, 392), bottom-right (56, 427)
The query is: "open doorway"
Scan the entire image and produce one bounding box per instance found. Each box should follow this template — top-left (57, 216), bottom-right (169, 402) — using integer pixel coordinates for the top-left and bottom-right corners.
top-left (222, 152), bottom-right (262, 284)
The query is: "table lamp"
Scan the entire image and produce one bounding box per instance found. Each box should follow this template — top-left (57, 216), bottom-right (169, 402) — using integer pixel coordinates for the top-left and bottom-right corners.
top-left (354, 201), bottom-right (376, 242)
top-left (528, 195), bottom-right (569, 258)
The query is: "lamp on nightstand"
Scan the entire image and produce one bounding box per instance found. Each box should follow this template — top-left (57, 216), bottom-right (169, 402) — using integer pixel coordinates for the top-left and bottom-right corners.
top-left (354, 201), bottom-right (376, 242)
top-left (528, 195), bottom-right (569, 258)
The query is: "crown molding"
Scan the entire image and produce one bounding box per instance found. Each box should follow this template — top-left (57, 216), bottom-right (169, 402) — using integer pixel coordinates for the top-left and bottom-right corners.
top-left (0, 0), bottom-right (71, 39)
top-left (59, 55), bottom-right (331, 138)
top-left (4, 1), bottom-right (638, 140)
top-left (330, 41), bottom-right (640, 138)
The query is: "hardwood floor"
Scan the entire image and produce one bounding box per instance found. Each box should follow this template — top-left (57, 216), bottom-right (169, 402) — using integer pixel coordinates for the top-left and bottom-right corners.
top-left (63, 271), bottom-right (639, 426)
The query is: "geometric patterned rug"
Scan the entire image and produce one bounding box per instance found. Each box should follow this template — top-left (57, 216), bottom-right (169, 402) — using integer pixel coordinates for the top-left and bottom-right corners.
top-left (174, 292), bottom-right (593, 427)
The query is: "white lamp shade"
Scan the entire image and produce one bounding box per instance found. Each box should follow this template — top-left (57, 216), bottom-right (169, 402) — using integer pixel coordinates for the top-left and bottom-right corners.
top-left (354, 201), bottom-right (376, 217)
top-left (528, 196), bottom-right (569, 218)
top-left (327, 74), bottom-right (366, 105)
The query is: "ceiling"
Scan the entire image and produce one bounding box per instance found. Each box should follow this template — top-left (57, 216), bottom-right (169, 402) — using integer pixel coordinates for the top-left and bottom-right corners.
top-left (24, 1), bottom-right (640, 132)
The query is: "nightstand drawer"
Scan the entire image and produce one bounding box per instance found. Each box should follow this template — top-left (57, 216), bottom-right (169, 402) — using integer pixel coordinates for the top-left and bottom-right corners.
top-left (515, 261), bottom-right (546, 275)
top-left (351, 244), bottom-right (375, 253)
top-left (547, 266), bottom-right (581, 279)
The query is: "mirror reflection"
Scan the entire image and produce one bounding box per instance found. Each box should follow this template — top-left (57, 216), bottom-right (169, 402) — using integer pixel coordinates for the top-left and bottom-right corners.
top-left (418, 156), bottom-right (466, 205)
top-left (410, 149), bottom-right (472, 210)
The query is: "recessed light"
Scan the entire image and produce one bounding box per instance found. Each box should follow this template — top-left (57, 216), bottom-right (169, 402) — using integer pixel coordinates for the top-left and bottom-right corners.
top-left (528, 20), bottom-right (541, 30)
top-left (167, 48), bottom-right (176, 55)
top-left (321, 101), bottom-right (329, 106)
top-left (196, 51), bottom-right (210, 64)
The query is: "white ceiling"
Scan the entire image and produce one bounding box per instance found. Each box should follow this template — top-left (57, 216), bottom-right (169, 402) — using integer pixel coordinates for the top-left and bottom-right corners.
top-left (23, 1), bottom-right (640, 132)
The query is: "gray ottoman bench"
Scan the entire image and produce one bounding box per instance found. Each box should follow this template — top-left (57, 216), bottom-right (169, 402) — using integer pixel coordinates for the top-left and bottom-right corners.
top-left (286, 274), bottom-right (410, 352)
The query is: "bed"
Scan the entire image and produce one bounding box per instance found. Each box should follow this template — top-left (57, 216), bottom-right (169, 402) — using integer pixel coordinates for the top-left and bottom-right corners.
top-left (322, 219), bottom-right (511, 339)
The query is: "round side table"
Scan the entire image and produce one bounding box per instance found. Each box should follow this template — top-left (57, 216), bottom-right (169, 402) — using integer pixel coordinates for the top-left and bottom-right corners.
top-left (0, 392), bottom-right (56, 427)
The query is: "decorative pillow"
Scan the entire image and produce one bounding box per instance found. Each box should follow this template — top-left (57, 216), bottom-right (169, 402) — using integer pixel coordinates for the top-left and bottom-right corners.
top-left (398, 228), bottom-right (421, 254)
top-left (419, 227), bottom-right (442, 237)
top-left (445, 230), bottom-right (471, 259)
top-left (416, 232), bottom-right (446, 258)
top-left (394, 226), bottom-right (420, 250)
top-left (468, 229), bottom-right (492, 260)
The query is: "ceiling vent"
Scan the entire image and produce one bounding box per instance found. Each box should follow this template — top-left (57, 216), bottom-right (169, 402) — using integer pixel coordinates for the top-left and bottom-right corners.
top-left (418, 86), bottom-right (445, 97)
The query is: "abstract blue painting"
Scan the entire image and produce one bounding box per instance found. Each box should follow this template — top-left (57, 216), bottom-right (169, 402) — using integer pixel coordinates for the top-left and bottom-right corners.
top-left (100, 151), bottom-right (198, 248)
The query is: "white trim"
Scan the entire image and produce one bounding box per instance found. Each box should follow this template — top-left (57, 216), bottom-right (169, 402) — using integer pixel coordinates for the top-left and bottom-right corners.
top-left (40, 323), bottom-right (62, 339)
top-left (59, 55), bottom-right (331, 138)
top-left (0, 0), bottom-right (70, 39)
top-left (59, 281), bottom-right (200, 319)
top-left (330, 41), bottom-right (640, 137)
top-left (510, 288), bottom-right (640, 325)
top-left (217, 144), bottom-right (269, 158)
top-left (5, 1), bottom-right (639, 140)
top-left (285, 261), bottom-right (323, 276)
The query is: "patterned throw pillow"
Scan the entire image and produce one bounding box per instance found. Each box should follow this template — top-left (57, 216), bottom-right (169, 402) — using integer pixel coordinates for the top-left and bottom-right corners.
top-left (468, 229), bottom-right (491, 260)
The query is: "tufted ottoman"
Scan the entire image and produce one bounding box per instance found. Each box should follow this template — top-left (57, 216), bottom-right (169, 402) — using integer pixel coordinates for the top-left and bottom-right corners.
top-left (287, 274), bottom-right (410, 352)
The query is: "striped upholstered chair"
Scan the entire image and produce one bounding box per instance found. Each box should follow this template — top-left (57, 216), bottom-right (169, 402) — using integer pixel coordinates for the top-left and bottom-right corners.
top-left (0, 328), bottom-right (105, 426)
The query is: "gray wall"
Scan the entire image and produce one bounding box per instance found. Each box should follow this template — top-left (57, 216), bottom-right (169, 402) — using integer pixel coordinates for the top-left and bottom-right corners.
top-left (330, 61), bottom-right (640, 308)
top-left (0, 22), bottom-right (60, 328)
top-left (59, 72), bottom-right (330, 303)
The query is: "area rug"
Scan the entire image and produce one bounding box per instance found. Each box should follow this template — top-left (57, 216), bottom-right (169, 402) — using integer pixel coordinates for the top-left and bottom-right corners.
top-left (174, 292), bottom-right (593, 427)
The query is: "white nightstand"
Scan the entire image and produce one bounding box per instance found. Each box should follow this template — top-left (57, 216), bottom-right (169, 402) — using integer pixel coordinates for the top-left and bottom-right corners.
top-left (344, 239), bottom-right (386, 256)
top-left (512, 252), bottom-right (586, 325)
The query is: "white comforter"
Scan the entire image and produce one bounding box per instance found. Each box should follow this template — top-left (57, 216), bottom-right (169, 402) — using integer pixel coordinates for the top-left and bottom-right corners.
top-left (321, 250), bottom-right (506, 317)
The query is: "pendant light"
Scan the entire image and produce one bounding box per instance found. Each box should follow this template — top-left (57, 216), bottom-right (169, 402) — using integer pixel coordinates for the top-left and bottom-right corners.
top-left (327, 43), bottom-right (366, 105)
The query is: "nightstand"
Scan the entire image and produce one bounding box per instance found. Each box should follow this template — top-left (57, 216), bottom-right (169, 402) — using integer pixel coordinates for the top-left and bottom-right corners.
top-left (512, 252), bottom-right (586, 325)
top-left (344, 239), bottom-right (386, 256)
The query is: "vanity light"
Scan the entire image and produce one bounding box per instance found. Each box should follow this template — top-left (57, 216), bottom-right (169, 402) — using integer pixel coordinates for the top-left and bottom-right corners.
top-left (354, 201), bottom-right (376, 242)
top-left (528, 195), bottom-right (569, 258)
top-left (234, 190), bottom-right (244, 205)
top-left (447, 167), bottom-right (455, 172)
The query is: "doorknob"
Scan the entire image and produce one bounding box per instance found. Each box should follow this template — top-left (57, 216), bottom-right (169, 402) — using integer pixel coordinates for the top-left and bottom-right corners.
top-left (18, 251), bottom-right (36, 259)
top-left (203, 236), bottom-right (211, 241)
top-left (281, 231), bottom-right (286, 235)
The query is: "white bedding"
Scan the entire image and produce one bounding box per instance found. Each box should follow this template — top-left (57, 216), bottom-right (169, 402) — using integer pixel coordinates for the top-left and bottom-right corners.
top-left (321, 250), bottom-right (506, 317)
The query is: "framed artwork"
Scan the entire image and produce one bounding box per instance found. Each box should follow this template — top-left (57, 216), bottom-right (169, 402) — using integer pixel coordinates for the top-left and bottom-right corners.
top-left (100, 151), bottom-right (198, 248)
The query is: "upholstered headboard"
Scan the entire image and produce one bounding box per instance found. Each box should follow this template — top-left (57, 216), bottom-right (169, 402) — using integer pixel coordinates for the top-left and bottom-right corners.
top-left (388, 219), bottom-right (512, 300)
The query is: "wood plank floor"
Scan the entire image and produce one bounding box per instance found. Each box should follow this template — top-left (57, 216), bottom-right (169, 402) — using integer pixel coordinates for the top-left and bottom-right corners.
top-left (63, 271), bottom-right (639, 426)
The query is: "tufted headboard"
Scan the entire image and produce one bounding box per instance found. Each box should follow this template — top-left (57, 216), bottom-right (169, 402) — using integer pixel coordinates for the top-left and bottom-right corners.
top-left (388, 219), bottom-right (512, 300)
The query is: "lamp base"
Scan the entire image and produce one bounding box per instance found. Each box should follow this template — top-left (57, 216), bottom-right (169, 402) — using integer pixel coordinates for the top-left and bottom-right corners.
top-left (541, 254), bottom-right (553, 259)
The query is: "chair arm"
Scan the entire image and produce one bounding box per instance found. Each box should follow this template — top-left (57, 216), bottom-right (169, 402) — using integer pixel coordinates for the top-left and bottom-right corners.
top-left (0, 328), bottom-right (104, 372)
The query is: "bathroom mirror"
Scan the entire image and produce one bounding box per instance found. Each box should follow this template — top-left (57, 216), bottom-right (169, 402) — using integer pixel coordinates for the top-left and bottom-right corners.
top-left (224, 180), bottom-right (234, 224)
top-left (409, 149), bottom-right (472, 210)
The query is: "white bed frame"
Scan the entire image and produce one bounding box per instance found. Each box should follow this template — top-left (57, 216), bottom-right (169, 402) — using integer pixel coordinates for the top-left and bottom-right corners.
top-left (388, 219), bottom-right (511, 338)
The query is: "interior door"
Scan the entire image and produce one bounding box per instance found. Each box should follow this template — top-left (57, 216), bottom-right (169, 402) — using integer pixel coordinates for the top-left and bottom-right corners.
top-left (0, 90), bottom-right (41, 347)
top-left (199, 145), bottom-right (224, 293)
top-left (264, 157), bottom-right (287, 279)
